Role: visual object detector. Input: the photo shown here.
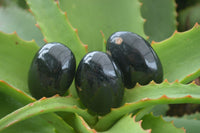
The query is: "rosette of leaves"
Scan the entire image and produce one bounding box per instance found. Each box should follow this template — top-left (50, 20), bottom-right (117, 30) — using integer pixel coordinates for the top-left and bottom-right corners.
top-left (0, 0), bottom-right (200, 132)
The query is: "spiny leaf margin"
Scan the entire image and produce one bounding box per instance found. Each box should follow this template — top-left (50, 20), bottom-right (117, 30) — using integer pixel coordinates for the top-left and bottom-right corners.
top-left (94, 80), bottom-right (200, 131)
top-left (25, 0), bottom-right (87, 63)
top-left (152, 23), bottom-right (200, 83)
top-left (0, 80), bottom-right (76, 133)
top-left (0, 95), bottom-right (97, 132)
top-left (142, 113), bottom-right (185, 133)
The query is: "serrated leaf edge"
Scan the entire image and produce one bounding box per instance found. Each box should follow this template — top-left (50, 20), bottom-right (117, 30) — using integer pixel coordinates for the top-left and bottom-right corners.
top-left (0, 96), bottom-right (97, 131)
top-left (151, 23), bottom-right (200, 46)
top-left (142, 113), bottom-right (186, 133)
top-left (26, 0), bottom-right (88, 51)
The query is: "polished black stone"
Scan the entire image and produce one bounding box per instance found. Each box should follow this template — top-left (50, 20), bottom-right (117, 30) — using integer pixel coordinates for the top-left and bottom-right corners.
top-left (75, 51), bottom-right (124, 115)
top-left (106, 31), bottom-right (163, 89)
top-left (28, 42), bottom-right (76, 99)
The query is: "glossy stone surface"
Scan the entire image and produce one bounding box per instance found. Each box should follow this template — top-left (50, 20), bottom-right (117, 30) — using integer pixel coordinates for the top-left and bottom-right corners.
top-left (28, 42), bottom-right (76, 99)
top-left (106, 31), bottom-right (163, 89)
top-left (75, 51), bottom-right (124, 115)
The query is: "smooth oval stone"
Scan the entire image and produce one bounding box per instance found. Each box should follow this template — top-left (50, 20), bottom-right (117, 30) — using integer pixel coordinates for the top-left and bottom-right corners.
top-left (106, 31), bottom-right (163, 89)
top-left (28, 42), bottom-right (76, 99)
top-left (75, 51), bottom-right (124, 115)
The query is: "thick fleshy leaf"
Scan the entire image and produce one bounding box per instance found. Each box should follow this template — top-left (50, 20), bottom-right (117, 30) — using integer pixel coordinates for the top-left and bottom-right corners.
top-left (101, 115), bottom-right (150, 133)
top-left (57, 112), bottom-right (95, 133)
top-left (142, 114), bottom-right (185, 133)
top-left (153, 24), bottom-right (200, 83)
top-left (164, 116), bottom-right (200, 133)
top-left (26, 0), bottom-right (87, 63)
top-left (59, 0), bottom-right (146, 51)
top-left (178, 4), bottom-right (200, 31)
top-left (135, 105), bottom-right (169, 121)
top-left (140, 0), bottom-right (177, 42)
top-left (0, 5), bottom-right (44, 46)
top-left (183, 112), bottom-right (200, 119)
top-left (0, 116), bottom-right (57, 133)
top-left (71, 114), bottom-right (96, 133)
top-left (0, 81), bottom-right (75, 133)
top-left (94, 81), bottom-right (200, 131)
top-left (0, 96), bottom-right (97, 132)
top-left (0, 32), bottom-right (39, 94)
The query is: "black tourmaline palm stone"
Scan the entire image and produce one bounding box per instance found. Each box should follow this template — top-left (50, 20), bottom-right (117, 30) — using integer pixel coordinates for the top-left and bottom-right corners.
top-left (28, 42), bottom-right (76, 99)
top-left (75, 51), bottom-right (124, 115)
top-left (106, 31), bottom-right (163, 89)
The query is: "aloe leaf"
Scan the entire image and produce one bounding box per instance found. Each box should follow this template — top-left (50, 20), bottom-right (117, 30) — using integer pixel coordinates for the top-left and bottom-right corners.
top-left (26, 0), bottom-right (87, 63)
top-left (182, 112), bottom-right (200, 119)
top-left (178, 4), bottom-right (200, 31)
top-left (57, 112), bottom-right (95, 133)
top-left (0, 32), bottom-right (39, 94)
top-left (59, 0), bottom-right (146, 51)
top-left (135, 104), bottom-right (169, 121)
top-left (71, 114), bottom-right (96, 133)
top-left (101, 115), bottom-right (150, 133)
top-left (153, 24), bottom-right (200, 83)
top-left (142, 114), bottom-right (185, 133)
top-left (0, 4), bottom-right (44, 46)
top-left (164, 116), bottom-right (200, 133)
top-left (0, 81), bottom-right (75, 133)
top-left (140, 0), bottom-right (177, 42)
top-left (0, 96), bottom-right (97, 132)
top-left (94, 81), bottom-right (200, 131)
top-left (0, 116), bottom-right (57, 133)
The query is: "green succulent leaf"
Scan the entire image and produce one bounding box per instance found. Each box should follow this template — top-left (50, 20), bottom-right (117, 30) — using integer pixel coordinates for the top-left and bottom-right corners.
top-left (135, 104), bottom-right (169, 121)
top-left (0, 4), bottom-right (44, 46)
top-left (59, 0), bottom-right (146, 51)
top-left (0, 81), bottom-right (57, 133)
top-left (0, 81), bottom-right (75, 133)
top-left (0, 32), bottom-right (39, 94)
top-left (101, 115), bottom-right (150, 133)
top-left (0, 117), bottom-right (57, 133)
top-left (153, 24), bottom-right (200, 83)
top-left (70, 113), bottom-right (96, 133)
top-left (164, 116), bottom-right (200, 133)
top-left (182, 112), bottom-right (200, 120)
top-left (140, 0), bottom-right (177, 42)
top-left (57, 112), bottom-right (96, 133)
top-left (142, 113), bottom-right (185, 133)
top-left (178, 4), bottom-right (200, 31)
top-left (94, 81), bottom-right (200, 131)
top-left (26, 0), bottom-right (87, 63)
top-left (0, 96), bottom-right (97, 132)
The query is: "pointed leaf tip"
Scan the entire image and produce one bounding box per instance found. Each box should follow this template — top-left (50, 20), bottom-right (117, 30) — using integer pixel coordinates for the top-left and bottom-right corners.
top-left (172, 30), bottom-right (178, 36)
top-left (194, 23), bottom-right (199, 28)
top-left (149, 80), bottom-right (156, 84)
top-left (55, 0), bottom-right (60, 8)
top-left (185, 95), bottom-right (192, 98)
top-left (150, 40), bottom-right (156, 46)
top-left (163, 79), bottom-right (170, 83)
top-left (160, 95), bottom-right (169, 99)
top-left (35, 23), bottom-right (41, 29)
top-left (28, 9), bottom-right (33, 14)
top-left (39, 97), bottom-right (47, 101)
top-left (174, 79), bottom-right (179, 83)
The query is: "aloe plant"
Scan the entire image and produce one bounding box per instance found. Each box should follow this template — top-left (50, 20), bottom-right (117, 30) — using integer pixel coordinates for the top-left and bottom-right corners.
top-left (0, 0), bottom-right (200, 132)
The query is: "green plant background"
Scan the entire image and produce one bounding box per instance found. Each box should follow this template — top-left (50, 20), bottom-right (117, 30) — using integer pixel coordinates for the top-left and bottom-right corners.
top-left (0, 0), bottom-right (200, 132)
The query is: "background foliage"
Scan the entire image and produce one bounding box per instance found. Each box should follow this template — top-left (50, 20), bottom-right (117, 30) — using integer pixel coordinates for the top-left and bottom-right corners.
top-left (0, 0), bottom-right (200, 132)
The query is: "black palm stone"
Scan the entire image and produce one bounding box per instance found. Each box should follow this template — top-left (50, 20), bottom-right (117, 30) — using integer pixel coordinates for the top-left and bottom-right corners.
top-left (75, 51), bottom-right (124, 115)
top-left (106, 31), bottom-right (163, 89)
top-left (28, 42), bottom-right (76, 99)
